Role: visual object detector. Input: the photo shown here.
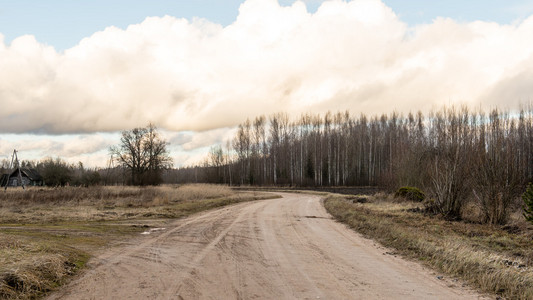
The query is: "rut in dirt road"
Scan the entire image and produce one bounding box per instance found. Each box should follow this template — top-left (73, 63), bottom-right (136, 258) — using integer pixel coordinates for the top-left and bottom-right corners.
top-left (48, 193), bottom-right (486, 300)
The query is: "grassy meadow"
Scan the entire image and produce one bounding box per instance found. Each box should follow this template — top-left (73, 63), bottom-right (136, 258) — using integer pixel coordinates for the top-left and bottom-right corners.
top-left (0, 184), bottom-right (276, 299)
top-left (324, 193), bottom-right (533, 299)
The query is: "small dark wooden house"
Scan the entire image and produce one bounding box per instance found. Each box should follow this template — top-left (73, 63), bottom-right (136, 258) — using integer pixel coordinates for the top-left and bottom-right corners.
top-left (2, 168), bottom-right (44, 187)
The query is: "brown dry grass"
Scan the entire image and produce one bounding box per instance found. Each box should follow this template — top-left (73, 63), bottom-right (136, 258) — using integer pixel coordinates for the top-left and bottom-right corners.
top-left (324, 194), bottom-right (533, 299)
top-left (0, 184), bottom-right (276, 299)
top-left (0, 233), bottom-right (88, 299)
top-left (0, 184), bottom-right (237, 224)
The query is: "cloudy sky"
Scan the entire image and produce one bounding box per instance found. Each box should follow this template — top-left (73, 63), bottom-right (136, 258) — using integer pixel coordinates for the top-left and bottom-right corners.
top-left (1, 0), bottom-right (533, 167)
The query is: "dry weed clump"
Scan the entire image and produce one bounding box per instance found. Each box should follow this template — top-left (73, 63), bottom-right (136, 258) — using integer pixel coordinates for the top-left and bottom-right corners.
top-left (367, 191), bottom-right (395, 202)
top-left (0, 255), bottom-right (69, 298)
top-left (0, 233), bottom-right (86, 299)
top-left (324, 194), bottom-right (533, 299)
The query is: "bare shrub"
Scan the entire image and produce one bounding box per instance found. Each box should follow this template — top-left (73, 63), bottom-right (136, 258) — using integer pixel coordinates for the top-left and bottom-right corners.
top-left (427, 146), bottom-right (470, 218)
top-left (424, 108), bottom-right (474, 219)
top-left (471, 110), bottom-right (522, 225)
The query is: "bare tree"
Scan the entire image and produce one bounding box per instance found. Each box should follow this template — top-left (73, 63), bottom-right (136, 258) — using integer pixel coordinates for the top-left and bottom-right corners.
top-left (144, 123), bottom-right (173, 185)
top-left (111, 124), bottom-right (172, 185)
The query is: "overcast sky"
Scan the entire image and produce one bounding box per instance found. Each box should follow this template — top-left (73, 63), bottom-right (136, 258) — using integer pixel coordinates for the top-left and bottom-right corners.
top-left (1, 0), bottom-right (533, 167)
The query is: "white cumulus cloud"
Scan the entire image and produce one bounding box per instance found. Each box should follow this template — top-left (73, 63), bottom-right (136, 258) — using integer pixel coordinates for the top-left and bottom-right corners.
top-left (1, 0), bottom-right (533, 166)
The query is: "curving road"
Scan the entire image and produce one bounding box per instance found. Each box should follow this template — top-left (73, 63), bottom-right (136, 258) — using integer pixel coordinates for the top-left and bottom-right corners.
top-left (48, 193), bottom-right (486, 299)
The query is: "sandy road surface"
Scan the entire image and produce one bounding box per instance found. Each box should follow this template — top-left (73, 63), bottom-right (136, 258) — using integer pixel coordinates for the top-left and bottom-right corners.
top-left (48, 193), bottom-right (486, 299)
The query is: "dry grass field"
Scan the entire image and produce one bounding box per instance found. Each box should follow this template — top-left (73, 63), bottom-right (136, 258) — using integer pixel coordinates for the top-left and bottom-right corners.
top-left (324, 193), bottom-right (533, 299)
top-left (0, 185), bottom-right (276, 299)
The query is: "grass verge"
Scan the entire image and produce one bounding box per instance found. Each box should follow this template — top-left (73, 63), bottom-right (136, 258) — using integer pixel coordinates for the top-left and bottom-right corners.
top-left (0, 184), bottom-right (277, 299)
top-left (324, 194), bottom-right (533, 300)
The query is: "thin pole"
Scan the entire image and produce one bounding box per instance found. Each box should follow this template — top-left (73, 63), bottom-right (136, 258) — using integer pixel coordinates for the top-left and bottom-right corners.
top-left (14, 150), bottom-right (25, 190)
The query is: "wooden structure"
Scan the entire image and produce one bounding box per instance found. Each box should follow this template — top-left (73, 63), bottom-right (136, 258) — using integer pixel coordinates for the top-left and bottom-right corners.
top-left (3, 168), bottom-right (44, 187)
top-left (2, 149), bottom-right (43, 189)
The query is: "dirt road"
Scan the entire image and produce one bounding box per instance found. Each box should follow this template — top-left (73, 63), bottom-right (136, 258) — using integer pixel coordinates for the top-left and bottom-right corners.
top-left (48, 193), bottom-right (486, 299)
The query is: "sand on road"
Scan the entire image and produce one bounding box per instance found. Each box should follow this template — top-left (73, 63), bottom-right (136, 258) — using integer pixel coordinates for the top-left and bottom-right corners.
top-left (47, 193), bottom-right (487, 299)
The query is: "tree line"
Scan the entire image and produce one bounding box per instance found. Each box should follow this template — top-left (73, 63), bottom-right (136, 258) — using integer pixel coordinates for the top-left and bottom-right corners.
top-left (1, 124), bottom-right (173, 187)
top-left (4, 108), bottom-right (532, 225)
top-left (0, 158), bottom-right (101, 187)
top-left (178, 106), bottom-right (533, 224)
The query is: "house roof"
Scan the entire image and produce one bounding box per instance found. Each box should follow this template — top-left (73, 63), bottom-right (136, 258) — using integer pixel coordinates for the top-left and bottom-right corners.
top-left (9, 168), bottom-right (43, 181)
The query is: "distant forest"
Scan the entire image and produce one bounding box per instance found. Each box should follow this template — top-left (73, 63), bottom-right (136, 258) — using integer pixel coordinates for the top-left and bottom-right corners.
top-left (172, 105), bottom-right (533, 224)
top-left (3, 105), bottom-right (533, 224)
